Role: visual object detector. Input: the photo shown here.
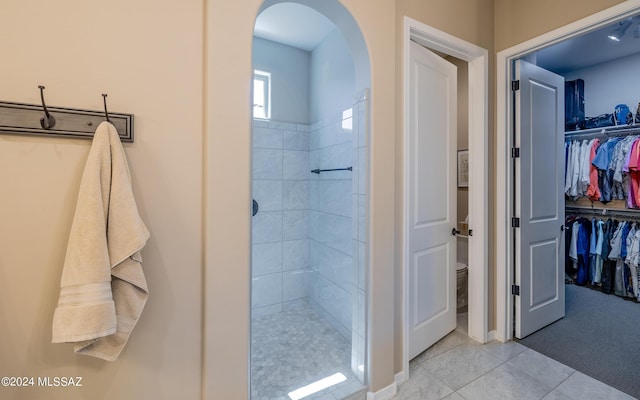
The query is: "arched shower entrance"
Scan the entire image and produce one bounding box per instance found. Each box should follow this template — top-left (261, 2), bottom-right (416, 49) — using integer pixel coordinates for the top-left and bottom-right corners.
top-left (250, 1), bottom-right (371, 398)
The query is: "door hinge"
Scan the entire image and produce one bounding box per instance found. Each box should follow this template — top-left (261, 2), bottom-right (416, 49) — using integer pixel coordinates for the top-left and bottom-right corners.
top-left (512, 285), bottom-right (520, 296)
top-left (511, 147), bottom-right (520, 158)
top-left (511, 217), bottom-right (520, 228)
top-left (512, 80), bottom-right (520, 91)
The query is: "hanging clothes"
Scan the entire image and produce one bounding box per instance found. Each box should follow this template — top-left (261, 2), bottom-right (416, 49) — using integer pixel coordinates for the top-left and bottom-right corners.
top-left (626, 229), bottom-right (640, 298)
top-left (624, 138), bottom-right (640, 208)
top-left (569, 219), bottom-right (579, 261)
top-left (565, 214), bottom-right (640, 302)
top-left (593, 137), bottom-right (622, 203)
top-left (565, 215), bottom-right (577, 277)
top-left (594, 219), bottom-right (605, 284)
top-left (610, 136), bottom-right (637, 200)
top-left (564, 136), bottom-right (640, 205)
top-left (589, 218), bottom-right (598, 284)
top-left (600, 219), bottom-right (616, 294)
top-left (568, 140), bottom-right (586, 199)
top-left (576, 218), bottom-right (591, 286)
top-left (580, 139), bottom-right (596, 196)
top-left (565, 130), bottom-right (640, 302)
top-left (617, 223), bottom-right (635, 296)
top-left (587, 139), bottom-right (601, 200)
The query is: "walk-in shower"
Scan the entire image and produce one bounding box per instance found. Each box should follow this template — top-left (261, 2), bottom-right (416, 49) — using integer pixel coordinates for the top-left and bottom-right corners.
top-left (251, 92), bottom-right (369, 399)
top-left (251, 4), bottom-right (370, 398)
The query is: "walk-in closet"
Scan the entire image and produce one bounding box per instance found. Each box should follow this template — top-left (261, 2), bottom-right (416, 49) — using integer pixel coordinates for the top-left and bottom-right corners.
top-left (514, 13), bottom-right (640, 399)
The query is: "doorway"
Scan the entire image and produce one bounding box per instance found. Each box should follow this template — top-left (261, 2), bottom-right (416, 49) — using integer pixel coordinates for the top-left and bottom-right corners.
top-left (401, 17), bottom-right (489, 382)
top-left (496, 0), bottom-right (640, 344)
top-left (498, 4), bottom-right (640, 398)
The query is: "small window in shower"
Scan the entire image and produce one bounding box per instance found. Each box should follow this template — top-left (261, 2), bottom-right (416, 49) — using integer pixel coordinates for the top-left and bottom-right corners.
top-left (342, 107), bottom-right (353, 130)
top-left (253, 70), bottom-right (271, 120)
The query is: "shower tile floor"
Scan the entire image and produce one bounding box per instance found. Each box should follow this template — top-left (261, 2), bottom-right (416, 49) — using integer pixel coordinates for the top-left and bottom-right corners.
top-left (251, 303), bottom-right (365, 400)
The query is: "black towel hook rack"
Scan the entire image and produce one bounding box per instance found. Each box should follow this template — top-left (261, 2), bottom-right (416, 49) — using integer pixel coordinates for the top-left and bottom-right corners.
top-left (0, 89), bottom-right (134, 142)
top-left (38, 85), bottom-right (56, 130)
top-left (102, 93), bottom-right (111, 122)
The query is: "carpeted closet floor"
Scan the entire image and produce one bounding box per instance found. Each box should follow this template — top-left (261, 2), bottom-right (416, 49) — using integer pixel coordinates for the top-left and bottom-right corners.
top-left (517, 283), bottom-right (640, 399)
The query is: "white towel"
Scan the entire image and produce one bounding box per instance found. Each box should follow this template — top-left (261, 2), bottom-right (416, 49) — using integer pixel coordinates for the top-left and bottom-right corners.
top-left (52, 121), bottom-right (149, 361)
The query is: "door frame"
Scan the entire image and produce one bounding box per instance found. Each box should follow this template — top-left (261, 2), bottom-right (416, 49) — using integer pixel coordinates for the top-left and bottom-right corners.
top-left (401, 16), bottom-right (489, 382)
top-left (496, 0), bottom-right (640, 342)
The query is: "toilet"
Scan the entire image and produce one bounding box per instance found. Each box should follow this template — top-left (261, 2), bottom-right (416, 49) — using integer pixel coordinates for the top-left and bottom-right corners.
top-left (456, 262), bottom-right (468, 313)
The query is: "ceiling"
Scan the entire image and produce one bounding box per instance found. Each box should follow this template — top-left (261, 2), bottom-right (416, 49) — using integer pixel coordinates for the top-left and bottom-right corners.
top-left (254, 3), bottom-right (335, 51)
top-left (536, 16), bottom-right (640, 74)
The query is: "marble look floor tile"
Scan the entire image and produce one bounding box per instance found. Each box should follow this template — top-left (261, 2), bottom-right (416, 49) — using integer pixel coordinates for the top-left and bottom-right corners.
top-left (507, 349), bottom-right (575, 388)
top-left (310, 394), bottom-right (336, 400)
top-left (555, 372), bottom-right (636, 400)
top-left (412, 331), bottom-right (471, 364)
top-left (331, 380), bottom-right (367, 399)
top-left (541, 390), bottom-right (575, 400)
top-left (393, 367), bottom-right (454, 400)
top-left (341, 388), bottom-right (368, 400)
top-left (441, 392), bottom-right (466, 400)
top-left (479, 339), bottom-right (527, 362)
top-left (423, 342), bottom-right (502, 390)
top-left (251, 304), bottom-right (362, 399)
top-left (455, 313), bottom-right (468, 335)
top-left (457, 363), bottom-right (551, 400)
top-left (409, 359), bottom-right (423, 376)
top-left (397, 335), bottom-right (632, 400)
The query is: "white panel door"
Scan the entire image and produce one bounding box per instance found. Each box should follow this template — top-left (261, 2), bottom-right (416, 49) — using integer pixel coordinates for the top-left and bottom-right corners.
top-left (514, 59), bottom-right (565, 339)
top-left (408, 40), bottom-right (457, 359)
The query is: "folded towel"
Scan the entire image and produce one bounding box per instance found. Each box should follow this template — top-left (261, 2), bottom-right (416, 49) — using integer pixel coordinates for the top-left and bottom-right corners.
top-left (52, 121), bottom-right (149, 361)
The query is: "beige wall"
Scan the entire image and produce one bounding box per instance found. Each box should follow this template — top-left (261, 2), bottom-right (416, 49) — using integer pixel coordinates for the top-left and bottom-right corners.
top-left (2, 0), bottom-right (634, 399)
top-left (495, 0), bottom-right (627, 51)
top-left (0, 1), bottom-right (204, 399)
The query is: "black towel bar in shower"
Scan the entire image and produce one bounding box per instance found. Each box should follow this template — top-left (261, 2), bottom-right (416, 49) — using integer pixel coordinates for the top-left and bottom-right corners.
top-left (311, 167), bottom-right (352, 174)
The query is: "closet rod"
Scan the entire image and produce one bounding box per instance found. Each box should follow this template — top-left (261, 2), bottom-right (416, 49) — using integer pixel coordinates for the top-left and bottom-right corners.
top-left (565, 125), bottom-right (640, 140)
top-left (0, 101), bottom-right (134, 142)
top-left (566, 206), bottom-right (640, 220)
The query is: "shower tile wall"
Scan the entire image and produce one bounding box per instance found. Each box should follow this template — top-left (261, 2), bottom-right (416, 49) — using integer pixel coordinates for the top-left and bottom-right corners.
top-left (251, 98), bottom-right (368, 384)
top-left (252, 119), bottom-right (311, 317)
top-left (309, 107), bottom-right (359, 341)
top-left (351, 95), bottom-right (368, 382)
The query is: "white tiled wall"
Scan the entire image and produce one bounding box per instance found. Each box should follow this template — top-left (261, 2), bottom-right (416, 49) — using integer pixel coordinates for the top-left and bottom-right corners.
top-left (251, 94), bottom-right (369, 384)
top-left (308, 92), bottom-right (369, 383)
top-left (308, 110), bottom-right (354, 338)
top-left (351, 93), bottom-right (368, 382)
top-left (251, 119), bottom-right (312, 316)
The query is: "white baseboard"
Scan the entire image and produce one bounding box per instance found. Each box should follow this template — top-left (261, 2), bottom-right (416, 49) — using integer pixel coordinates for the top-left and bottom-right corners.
top-left (395, 370), bottom-right (407, 386)
top-left (487, 330), bottom-right (497, 342)
top-left (366, 381), bottom-right (397, 400)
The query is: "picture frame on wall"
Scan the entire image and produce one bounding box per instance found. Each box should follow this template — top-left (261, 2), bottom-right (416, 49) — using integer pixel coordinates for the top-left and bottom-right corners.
top-left (457, 149), bottom-right (469, 188)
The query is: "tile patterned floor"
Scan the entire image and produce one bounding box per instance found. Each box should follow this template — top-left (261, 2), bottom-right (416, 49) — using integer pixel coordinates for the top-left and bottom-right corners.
top-left (393, 313), bottom-right (636, 400)
top-left (251, 303), bottom-right (365, 400)
top-left (252, 309), bottom-right (634, 400)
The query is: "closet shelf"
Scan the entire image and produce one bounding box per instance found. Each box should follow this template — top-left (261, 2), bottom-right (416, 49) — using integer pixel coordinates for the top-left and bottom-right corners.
top-left (565, 124), bottom-right (640, 140)
top-left (566, 206), bottom-right (640, 220)
top-left (567, 198), bottom-right (628, 210)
